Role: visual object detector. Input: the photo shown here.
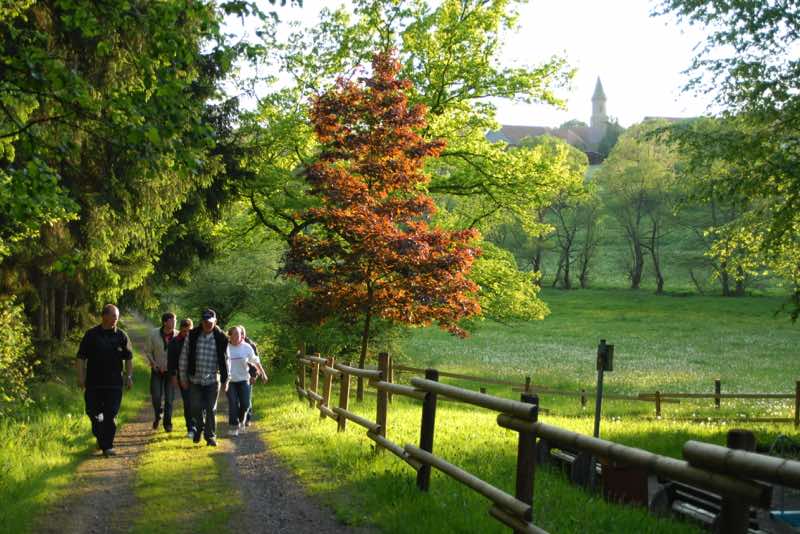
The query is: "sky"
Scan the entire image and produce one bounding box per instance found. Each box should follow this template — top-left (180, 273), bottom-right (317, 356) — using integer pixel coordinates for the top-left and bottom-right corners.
top-left (492, 0), bottom-right (713, 128)
top-left (239, 0), bottom-right (715, 128)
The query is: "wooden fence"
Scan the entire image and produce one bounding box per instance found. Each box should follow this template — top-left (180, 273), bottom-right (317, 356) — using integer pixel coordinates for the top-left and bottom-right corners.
top-left (295, 350), bottom-right (800, 533)
top-left (394, 364), bottom-right (800, 425)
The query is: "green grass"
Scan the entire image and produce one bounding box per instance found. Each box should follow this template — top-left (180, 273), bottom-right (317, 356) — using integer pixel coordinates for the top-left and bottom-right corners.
top-left (1, 337), bottom-right (150, 532)
top-left (243, 288), bottom-right (800, 532)
top-left (400, 288), bottom-right (800, 419)
top-left (132, 419), bottom-right (240, 533)
top-left (256, 373), bottom-right (708, 533)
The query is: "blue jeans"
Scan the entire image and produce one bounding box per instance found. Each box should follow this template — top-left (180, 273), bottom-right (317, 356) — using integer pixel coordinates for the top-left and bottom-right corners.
top-left (189, 382), bottom-right (220, 441)
top-left (246, 385), bottom-right (254, 423)
top-left (150, 370), bottom-right (174, 425)
top-left (226, 381), bottom-right (251, 425)
top-left (178, 383), bottom-right (194, 433)
top-left (84, 387), bottom-right (123, 451)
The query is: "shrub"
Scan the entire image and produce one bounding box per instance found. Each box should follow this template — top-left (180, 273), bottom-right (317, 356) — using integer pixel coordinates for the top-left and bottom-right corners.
top-left (0, 297), bottom-right (36, 416)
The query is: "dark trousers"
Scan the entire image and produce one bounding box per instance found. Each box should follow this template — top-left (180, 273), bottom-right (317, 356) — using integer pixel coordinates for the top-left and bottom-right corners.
top-left (226, 381), bottom-right (251, 425)
top-left (189, 382), bottom-right (219, 441)
top-left (84, 387), bottom-right (123, 451)
top-left (150, 369), bottom-right (174, 425)
top-left (179, 383), bottom-right (193, 433)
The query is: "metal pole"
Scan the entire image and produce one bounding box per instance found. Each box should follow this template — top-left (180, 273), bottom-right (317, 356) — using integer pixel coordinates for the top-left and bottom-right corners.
top-left (592, 340), bottom-right (607, 439)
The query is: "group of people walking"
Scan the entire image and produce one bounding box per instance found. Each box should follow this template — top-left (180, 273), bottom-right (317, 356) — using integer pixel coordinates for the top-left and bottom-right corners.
top-left (76, 305), bottom-right (267, 456)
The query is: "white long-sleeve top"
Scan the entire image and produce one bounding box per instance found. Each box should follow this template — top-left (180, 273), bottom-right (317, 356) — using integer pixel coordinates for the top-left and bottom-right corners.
top-left (228, 342), bottom-right (259, 382)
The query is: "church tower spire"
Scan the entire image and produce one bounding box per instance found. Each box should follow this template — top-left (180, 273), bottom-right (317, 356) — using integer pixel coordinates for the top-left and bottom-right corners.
top-left (590, 77), bottom-right (607, 129)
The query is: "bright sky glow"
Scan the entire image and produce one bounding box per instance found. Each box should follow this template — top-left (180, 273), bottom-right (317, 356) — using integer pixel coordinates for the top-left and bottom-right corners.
top-left (494, 0), bottom-right (714, 128)
top-left (236, 0), bottom-right (715, 128)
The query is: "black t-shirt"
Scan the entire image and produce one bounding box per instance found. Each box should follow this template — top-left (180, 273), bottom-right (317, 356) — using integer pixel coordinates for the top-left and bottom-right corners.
top-left (76, 325), bottom-right (134, 388)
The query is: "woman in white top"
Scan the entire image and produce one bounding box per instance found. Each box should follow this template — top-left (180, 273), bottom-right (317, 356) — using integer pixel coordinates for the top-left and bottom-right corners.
top-left (226, 326), bottom-right (265, 436)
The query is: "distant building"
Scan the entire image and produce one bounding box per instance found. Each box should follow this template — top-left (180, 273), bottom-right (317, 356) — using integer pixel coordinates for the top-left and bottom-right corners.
top-left (487, 78), bottom-right (613, 164)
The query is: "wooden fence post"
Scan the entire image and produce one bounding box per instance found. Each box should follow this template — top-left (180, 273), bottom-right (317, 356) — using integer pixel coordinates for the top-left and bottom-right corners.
top-left (321, 356), bottom-right (335, 419)
top-left (715, 379), bottom-right (721, 410)
top-left (514, 393), bottom-right (538, 528)
top-left (338, 367), bottom-right (351, 432)
top-left (297, 344), bottom-right (306, 401)
top-left (416, 369), bottom-right (439, 492)
top-left (717, 429), bottom-right (756, 534)
top-left (655, 390), bottom-right (662, 418)
top-left (309, 352), bottom-right (321, 409)
top-left (375, 352), bottom-right (390, 452)
top-left (795, 381), bottom-right (799, 428)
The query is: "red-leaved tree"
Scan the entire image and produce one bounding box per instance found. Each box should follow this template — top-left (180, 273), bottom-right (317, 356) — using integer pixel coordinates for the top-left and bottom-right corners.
top-left (283, 51), bottom-right (481, 400)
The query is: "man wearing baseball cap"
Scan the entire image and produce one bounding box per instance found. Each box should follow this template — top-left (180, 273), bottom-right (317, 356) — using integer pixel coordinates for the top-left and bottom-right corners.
top-left (178, 308), bottom-right (230, 446)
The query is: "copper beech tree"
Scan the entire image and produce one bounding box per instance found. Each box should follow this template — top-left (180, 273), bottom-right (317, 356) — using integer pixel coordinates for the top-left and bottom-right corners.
top-left (283, 51), bottom-right (481, 400)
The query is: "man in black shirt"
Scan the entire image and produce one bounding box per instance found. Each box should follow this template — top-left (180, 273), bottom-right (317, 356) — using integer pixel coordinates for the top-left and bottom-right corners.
top-left (76, 304), bottom-right (134, 457)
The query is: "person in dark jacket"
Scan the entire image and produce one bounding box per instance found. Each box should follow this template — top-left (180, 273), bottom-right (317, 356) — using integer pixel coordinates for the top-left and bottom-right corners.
top-left (168, 318), bottom-right (193, 438)
top-left (76, 304), bottom-right (133, 457)
top-left (178, 308), bottom-right (229, 446)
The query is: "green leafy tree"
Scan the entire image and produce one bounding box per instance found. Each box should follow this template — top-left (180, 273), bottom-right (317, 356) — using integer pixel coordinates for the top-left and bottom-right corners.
top-left (0, 0), bottom-right (261, 342)
top-left (657, 0), bottom-right (800, 308)
top-left (242, 0), bottom-right (575, 323)
top-left (596, 121), bottom-right (679, 293)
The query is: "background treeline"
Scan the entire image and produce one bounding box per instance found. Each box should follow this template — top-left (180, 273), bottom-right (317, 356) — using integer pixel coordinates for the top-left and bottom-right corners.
top-left (489, 118), bottom-right (799, 297)
top-left (2, 0), bottom-right (799, 418)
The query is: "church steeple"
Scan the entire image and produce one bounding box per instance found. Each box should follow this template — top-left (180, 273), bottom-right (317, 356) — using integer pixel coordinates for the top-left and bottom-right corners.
top-left (591, 77), bottom-right (607, 129)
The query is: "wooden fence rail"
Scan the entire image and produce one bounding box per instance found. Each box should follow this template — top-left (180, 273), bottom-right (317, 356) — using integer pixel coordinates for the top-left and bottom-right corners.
top-left (295, 348), bottom-right (800, 533)
top-left (394, 364), bottom-right (800, 424)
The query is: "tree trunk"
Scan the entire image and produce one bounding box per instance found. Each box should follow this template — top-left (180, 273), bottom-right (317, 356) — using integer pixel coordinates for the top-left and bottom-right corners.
top-left (579, 263), bottom-right (589, 289)
top-left (689, 269), bottom-right (706, 295)
top-left (36, 273), bottom-right (46, 338)
top-left (532, 246), bottom-right (542, 274)
top-left (653, 259), bottom-right (664, 294)
top-left (650, 224), bottom-right (664, 294)
top-left (552, 256), bottom-right (564, 288)
top-left (356, 308), bottom-right (372, 402)
top-left (55, 283), bottom-right (67, 340)
top-left (48, 285), bottom-right (56, 337)
top-left (734, 267), bottom-right (746, 297)
top-left (720, 263), bottom-right (732, 297)
top-left (563, 254), bottom-right (572, 289)
top-left (630, 239), bottom-right (644, 290)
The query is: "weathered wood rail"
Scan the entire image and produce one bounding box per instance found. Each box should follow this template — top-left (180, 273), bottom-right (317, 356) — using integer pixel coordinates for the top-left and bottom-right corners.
top-left (295, 350), bottom-right (800, 533)
top-left (395, 364), bottom-right (800, 425)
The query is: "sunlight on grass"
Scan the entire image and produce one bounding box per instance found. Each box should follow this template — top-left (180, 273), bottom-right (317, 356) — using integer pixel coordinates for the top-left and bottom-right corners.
top-left (1, 361), bottom-right (150, 533)
top-left (132, 423), bottom-right (240, 534)
top-left (257, 373), bottom-right (706, 533)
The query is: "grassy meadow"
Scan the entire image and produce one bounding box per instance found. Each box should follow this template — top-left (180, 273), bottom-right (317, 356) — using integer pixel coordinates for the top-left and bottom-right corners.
top-left (243, 287), bottom-right (800, 533)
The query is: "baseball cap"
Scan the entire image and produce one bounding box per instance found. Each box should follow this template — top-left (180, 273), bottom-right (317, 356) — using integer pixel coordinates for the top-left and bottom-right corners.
top-left (201, 308), bottom-right (217, 321)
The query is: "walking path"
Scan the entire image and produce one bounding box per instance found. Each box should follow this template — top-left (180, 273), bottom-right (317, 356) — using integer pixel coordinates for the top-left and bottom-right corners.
top-left (35, 314), bottom-right (373, 534)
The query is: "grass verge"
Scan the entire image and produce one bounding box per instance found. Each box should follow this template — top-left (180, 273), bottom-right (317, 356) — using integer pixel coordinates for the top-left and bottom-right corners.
top-left (256, 372), bottom-right (723, 533)
top-left (1, 351), bottom-right (150, 532)
top-left (131, 420), bottom-right (241, 533)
